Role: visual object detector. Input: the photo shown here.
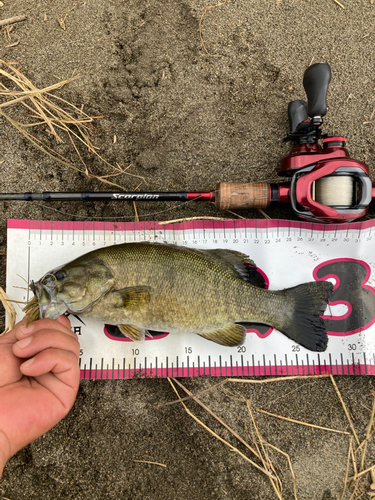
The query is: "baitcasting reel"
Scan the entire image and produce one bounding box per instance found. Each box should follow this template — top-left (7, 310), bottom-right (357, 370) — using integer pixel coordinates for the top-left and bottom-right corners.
top-left (216, 62), bottom-right (373, 223)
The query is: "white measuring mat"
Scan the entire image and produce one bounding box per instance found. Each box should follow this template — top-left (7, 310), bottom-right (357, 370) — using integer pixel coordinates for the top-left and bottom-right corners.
top-left (6, 219), bottom-right (375, 379)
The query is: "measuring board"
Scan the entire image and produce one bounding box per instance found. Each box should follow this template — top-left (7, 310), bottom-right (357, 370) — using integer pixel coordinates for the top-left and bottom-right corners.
top-left (6, 218), bottom-right (375, 379)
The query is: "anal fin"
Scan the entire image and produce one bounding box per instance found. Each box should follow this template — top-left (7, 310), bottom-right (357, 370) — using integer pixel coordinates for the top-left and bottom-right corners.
top-left (198, 324), bottom-right (246, 347)
top-left (117, 324), bottom-right (149, 342)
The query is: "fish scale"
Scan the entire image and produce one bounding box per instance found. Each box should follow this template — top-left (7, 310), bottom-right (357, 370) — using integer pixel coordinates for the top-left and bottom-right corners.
top-left (6, 218), bottom-right (375, 379)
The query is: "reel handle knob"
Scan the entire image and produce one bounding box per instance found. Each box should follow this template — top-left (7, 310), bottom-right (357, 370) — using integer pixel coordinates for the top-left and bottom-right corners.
top-left (215, 182), bottom-right (270, 210)
top-left (303, 63), bottom-right (331, 118)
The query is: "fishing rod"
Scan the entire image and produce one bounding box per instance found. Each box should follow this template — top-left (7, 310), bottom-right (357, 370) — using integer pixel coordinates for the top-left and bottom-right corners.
top-left (2, 63), bottom-right (373, 224)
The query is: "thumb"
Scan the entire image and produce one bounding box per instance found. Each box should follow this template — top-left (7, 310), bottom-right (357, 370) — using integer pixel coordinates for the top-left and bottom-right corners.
top-left (55, 315), bottom-right (72, 329)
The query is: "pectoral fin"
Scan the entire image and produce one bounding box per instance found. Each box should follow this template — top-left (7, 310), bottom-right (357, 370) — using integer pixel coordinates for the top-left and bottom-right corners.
top-left (111, 286), bottom-right (153, 310)
top-left (198, 324), bottom-right (246, 347)
top-left (117, 324), bottom-right (150, 341)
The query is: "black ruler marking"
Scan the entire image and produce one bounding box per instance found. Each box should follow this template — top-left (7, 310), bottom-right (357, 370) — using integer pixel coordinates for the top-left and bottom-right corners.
top-left (341, 353), bottom-right (344, 375)
top-left (101, 358), bottom-right (104, 380)
top-left (89, 358), bottom-right (92, 379)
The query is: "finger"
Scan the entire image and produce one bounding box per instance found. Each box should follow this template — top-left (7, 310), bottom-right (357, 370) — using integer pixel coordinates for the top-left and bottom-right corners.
top-left (15, 316), bottom-right (75, 341)
top-left (55, 315), bottom-right (71, 329)
top-left (13, 328), bottom-right (81, 360)
top-left (20, 348), bottom-right (80, 409)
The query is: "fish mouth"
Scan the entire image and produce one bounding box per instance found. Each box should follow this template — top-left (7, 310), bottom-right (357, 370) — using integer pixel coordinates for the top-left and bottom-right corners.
top-left (34, 281), bottom-right (67, 320)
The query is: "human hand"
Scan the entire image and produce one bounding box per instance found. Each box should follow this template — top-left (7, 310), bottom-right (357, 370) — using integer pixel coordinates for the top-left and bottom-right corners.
top-left (0, 316), bottom-right (80, 476)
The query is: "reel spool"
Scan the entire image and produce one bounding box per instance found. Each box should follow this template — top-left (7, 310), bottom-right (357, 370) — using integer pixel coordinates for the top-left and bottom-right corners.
top-left (313, 176), bottom-right (354, 207)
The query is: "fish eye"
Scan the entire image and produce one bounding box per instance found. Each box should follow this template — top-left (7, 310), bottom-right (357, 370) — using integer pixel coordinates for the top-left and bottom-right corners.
top-left (55, 271), bottom-right (65, 281)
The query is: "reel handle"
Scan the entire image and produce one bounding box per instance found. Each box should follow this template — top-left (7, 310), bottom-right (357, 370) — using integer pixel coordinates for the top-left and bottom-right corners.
top-left (303, 63), bottom-right (331, 118)
top-left (215, 182), bottom-right (271, 210)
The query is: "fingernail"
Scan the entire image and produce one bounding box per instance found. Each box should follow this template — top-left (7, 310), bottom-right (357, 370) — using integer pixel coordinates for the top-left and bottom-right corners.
top-left (16, 336), bottom-right (32, 348)
top-left (21, 357), bottom-right (35, 368)
top-left (19, 323), bottom-right (35, 336)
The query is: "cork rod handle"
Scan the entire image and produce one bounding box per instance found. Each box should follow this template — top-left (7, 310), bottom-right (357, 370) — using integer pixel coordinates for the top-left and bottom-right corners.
top-left (215, 182), bottom-right (271, 211)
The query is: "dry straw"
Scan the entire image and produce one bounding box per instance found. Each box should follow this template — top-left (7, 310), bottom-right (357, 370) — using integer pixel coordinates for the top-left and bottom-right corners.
top-left (165, 375), bottom-right (375, 498)
top-left (0, 60), bottom-right (144, 189)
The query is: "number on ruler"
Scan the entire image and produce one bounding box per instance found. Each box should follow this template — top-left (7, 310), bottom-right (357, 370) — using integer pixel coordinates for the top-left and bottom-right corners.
top-left (314, 259), bottom-right (375, 335)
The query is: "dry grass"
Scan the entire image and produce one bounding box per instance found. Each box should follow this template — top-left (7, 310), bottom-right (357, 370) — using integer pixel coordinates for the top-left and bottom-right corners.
top-left (0, 286), bottom-right (16, 335)
top-left (0, 60), bottom-right (144, 190)
top-left (165, 375), bottom-right (375, 499)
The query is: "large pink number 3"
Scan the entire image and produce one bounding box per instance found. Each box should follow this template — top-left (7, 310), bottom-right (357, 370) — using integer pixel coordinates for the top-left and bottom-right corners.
top-left (313, 259), bottom-right (375, 336)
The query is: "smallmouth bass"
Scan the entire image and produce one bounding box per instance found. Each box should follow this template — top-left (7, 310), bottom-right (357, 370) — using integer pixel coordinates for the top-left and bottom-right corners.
top-left (26, 242), bottom-right (332, 351)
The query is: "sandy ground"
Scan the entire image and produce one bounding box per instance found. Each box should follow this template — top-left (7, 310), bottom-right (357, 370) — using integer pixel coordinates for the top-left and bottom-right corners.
top-left (1, 0), bottom-right (375, 498)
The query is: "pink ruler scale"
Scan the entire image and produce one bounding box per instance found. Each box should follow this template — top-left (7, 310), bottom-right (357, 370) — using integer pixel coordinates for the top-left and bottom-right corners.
top-left (6, 218), bottom-right (375, 379)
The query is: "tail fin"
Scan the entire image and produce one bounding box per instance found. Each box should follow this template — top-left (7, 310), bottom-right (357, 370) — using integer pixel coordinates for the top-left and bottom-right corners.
top-left (279, 281), bottom-right (333, 352)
